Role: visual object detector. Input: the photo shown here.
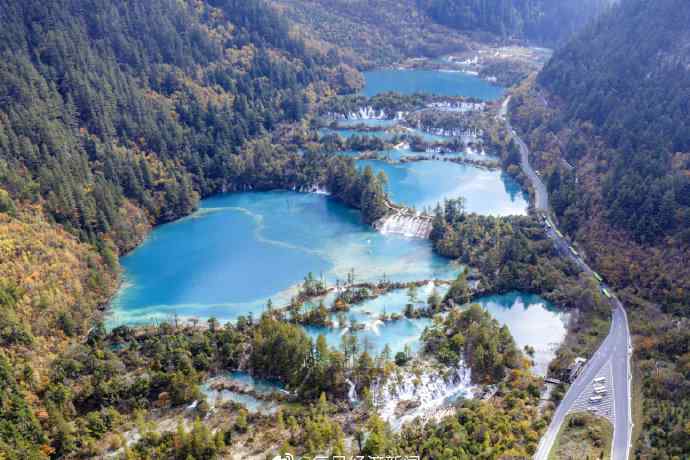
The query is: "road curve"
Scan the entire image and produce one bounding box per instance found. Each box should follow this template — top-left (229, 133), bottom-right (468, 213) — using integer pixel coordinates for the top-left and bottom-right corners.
top-left (499, 97), bottom-right (549, 212)
top-left (499, 96), bottom-right (633, 460)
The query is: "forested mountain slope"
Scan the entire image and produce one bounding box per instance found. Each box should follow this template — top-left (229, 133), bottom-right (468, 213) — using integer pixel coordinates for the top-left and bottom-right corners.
top-left (0, 0), bottom-right (352, 250)
top-left (418, 0), bottom-right (614, 46)
top-left (517, 0), bottom-right (690, 311)
top-left (275, 0), bottom-right (612, 68)
top-left (510, 0), bottom-right (690, 456)
top-left (538, 0), bottom-right (690, 246)
top-left (0, 2), bottom-right (376, 455)
top-left (273, 0), bottom-right (475, 67)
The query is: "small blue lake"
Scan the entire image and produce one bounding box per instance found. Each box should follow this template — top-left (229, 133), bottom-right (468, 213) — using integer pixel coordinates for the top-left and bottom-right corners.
top-left (202, 371), bottom-right (284, 414)
top-left (478, 292), bottom-right (568, 376)
top-left (304, 287), bottom-right (566, 375)
top-left (359, 159), bottom-right (528, 215)
top-left (362, 69), bottom-right (504, 100)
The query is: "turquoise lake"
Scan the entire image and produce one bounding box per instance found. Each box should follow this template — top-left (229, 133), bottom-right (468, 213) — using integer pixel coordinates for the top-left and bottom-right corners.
top-left (109, 191), bottom-right (460, 326)
top-left (109, 163), bottom-right (528, 327)
top-left (304, 287), bottom-right (566, 376)
top-left (362, 69), bottom-right (504, 100)
top-left (202, 371), bottom-right (284, 414)
top-left (359, 159), bottom-right (528, 215)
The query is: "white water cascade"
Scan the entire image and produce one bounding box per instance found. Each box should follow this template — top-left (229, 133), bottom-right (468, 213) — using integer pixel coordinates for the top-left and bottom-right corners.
top-left (427, 101), bottom-right (485, 113)
top-left (371, 361), bottom-right (475, 430)
top-left (307, 184), bottom-right (330, 195)
top-left (377, 212), bottom-right (433, 239)
top-left (347, 106), bottom-right (387, 121)
top-left (346, 378), bottom-right (358, 404)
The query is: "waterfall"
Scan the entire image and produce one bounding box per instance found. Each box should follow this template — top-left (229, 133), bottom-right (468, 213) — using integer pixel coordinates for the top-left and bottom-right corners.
top-left (365, 319), bottom-right (384, 335)
top-left (371, 360), bottom-right (475, 430)
top-left (345, 106), bottom-right (387, 121)
top-left (377, 212), bottom-right (433, 239)
top-left (346, 378), bottom-right (358, 404)
top-left (307, 184), bottom-right (330, 195)
top-left (426, 101), bottom-right (485, 113)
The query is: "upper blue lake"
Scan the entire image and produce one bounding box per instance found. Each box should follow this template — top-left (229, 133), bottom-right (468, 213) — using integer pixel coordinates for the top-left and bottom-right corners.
top-left (362, 69), bottom-right (504, 100)
top-left (359, 159), bottom-right (528, 215)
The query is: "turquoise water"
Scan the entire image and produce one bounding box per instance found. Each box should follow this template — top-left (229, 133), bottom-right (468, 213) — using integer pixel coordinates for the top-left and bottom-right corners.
top-left (225, 371), bottom-right (285, 393)
top-left (304, 283), bottom-right (442, 357)
top-left (320, 126), bottom-right (450, 144)
top-left (202, 371), bottom-right (284, 414)
top-left (362, 69), bottom-right (504, 100)
top-left (336, 118), bottom-right (399, 128)
top-left (109, 67), bottom-right (560, 378)
top-left (109, 192), bottom-right (460, 326)
top-left (110, 167), bottom-right (527, 326)
top-left (304, 287), bottom-right (566, 375)
top-left (359, 159), bottom-right (528, 215)
top-left (319, 128), bottom-right (396, 141)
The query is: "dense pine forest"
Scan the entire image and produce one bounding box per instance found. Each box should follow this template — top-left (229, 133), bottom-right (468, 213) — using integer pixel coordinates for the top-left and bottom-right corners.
top-left (510, 0), bottom-right (690, 456)
top-left (0, 0), bottom-right (360, 249)
top-left (275, 0), bottom-right (611, 69)
top-left (417, 0), bottom-right (614, 45)
top-left (516, 0), bottom-right (690, 316)
top-left (538, 0), bottom-right (690, 247)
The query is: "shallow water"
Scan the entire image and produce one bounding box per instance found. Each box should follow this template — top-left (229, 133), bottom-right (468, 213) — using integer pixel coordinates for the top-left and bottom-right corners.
top-left (109, 191), bottom-right (459, 326)
top-left (477, 292), bottom-right (568, 376)
top-left (304, 283), bottom-right (442, 356)
top-left (362, 69), bottom-right (504, 100)
top-left (202, 371), bottom-right (284, 414)
top-left (359, 159), bottom-right (528, 215)
top-left (304, 287), bottom-right (567, 375)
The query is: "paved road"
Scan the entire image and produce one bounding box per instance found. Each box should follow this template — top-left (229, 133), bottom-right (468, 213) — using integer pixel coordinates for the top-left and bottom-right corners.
top-left (499, 97), bottom-right (549, 212)
top-left (499, 96), bottom-right (633, 460)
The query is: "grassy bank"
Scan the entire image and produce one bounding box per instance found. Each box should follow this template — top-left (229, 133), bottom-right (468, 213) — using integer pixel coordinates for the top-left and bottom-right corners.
top-left (549, 412), bottom-right (613, 460)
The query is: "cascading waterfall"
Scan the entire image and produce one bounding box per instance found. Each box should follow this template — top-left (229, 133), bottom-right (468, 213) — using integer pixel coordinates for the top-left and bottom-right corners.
top-left (427, 101), bottom-right (485, 113)
top-left (307, 184), bottom-right (330, 195)
top-left (346, 378), bottom-right (358, 404)
top-left (323, 106), bottom-right (389, 122)
top-left (377, 212), bottom-right (433, 239)
top-left (371, 360), bottom-right (475, 430)
top-left (364, 318), bottom-right (384, 335)
top-left (347, 106), bottom-right (387, 121)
